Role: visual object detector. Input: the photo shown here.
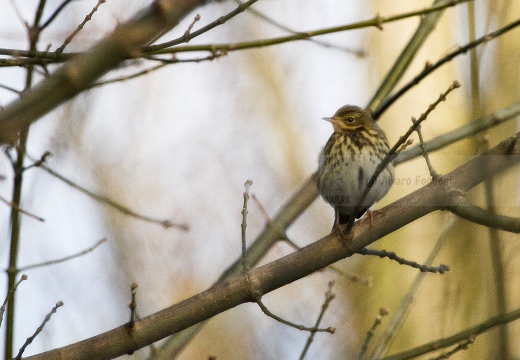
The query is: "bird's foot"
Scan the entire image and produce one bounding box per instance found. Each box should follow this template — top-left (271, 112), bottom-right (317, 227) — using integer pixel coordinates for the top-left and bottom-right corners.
top-left (359, 209), bottom-right (384, 227)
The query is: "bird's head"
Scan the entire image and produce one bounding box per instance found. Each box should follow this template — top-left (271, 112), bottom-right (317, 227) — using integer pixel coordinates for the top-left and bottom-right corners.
top-left (323, 105), bottom-right (374, 133)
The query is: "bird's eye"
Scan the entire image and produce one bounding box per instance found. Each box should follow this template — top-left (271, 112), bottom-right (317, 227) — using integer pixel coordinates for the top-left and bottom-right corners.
top-left (346, 116), bottom-right (355, 123)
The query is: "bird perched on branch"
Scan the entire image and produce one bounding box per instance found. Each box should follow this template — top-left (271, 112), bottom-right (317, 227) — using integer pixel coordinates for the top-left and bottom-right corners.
top-left (317, 105), bottom-right (394, 230)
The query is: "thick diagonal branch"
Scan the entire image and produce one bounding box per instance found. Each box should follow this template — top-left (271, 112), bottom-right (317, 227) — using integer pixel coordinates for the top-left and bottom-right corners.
top-left (24, 133), bottom-right (520, 360)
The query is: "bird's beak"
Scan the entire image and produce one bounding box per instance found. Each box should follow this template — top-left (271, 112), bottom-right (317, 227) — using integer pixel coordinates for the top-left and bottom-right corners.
top-left (322, 116), bottom-right (340, 125)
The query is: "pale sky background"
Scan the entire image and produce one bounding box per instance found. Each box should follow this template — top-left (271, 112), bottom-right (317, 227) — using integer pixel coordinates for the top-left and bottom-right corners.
top-left (1, 1), bottom-right (519, 359)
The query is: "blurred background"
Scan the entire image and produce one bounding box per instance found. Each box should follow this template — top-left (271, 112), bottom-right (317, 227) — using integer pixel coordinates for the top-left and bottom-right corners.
top-left (0, 0), bottom-right (519, 359)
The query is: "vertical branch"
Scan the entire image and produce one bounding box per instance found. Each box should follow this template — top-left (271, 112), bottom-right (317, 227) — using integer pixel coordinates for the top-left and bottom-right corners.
top-left (483, 143), bottom-right (509, 357)
top-left (467, 2), bottom-right (509, 357)
top-left (128, 283), bottom-right (138, 331)
top-left (241, 180), bottom-right (253, 271)
top-left (5, 132), bottom-right (27, 359)
top-left (5, 1), bottom-right (46, 358)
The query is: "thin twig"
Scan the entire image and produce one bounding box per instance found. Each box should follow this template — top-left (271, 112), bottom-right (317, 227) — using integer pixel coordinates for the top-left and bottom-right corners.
top-left (146, 52), bottom-right (224, 64)
top-left (88, 63), bottom-right (169, 89)
top-left (128, 283), bottom-right (138, 333)
top-left (21, 150), bottom-right (52, 173)
top-left (184, 14), bottom-right (201, 43)
top-left (0, 83), bottom-right (22, 94)
top-left (14, 301), bottom-right (64, 360)
top-left (145, 0), bottom-right (260, 52)
top-left (256, 298), bottom-right (334, 335)
top-left (55, 0), bottom-right (107, 54)
top-left (358, 248), bottom-right (450, 274)
top-left (88, 49), bottom-right (227, 89)
top-left (7, 0), bottom-right (28, 28)
top-left (251, 194), bottom-right (271, 223)
top-left (357, 308), bottom-right (390, 360)
top-left (395, 138), bottom-right (415, 154)
top-left (429, 336), bottom-right (476, 360)
top-left (18, 238), bottom-right (107, 272)
top-left (299, 281), bottom-right (336, 360)
top-left (414, 119), bottom-right (439, 178)
top-left (241, 180), bottom-right (253, 271)
top-left (31, 160), bottom-right (189, 230)
top-left (382, 306), bottom-right (520, 360)
top-left (0, 274), bottom-right (27, 328)
top-left (0, 194), bottom-right (45, 222)
top-left (5, 1), bottom-right (45, 355)
top-left (232, 0), bottom-right (364, 56)
top-left (39, 0), bottom-right (76, 31)
top-left (326, 265), bottom-right (372, 287)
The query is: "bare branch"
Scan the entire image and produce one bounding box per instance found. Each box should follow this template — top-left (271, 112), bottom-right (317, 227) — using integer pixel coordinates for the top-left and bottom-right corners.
top-left (358, 248), bottom-right (450, 274)
top-left (449, 198), bottom-right (520, 233)
top-left (15, 301), bottom-right (64, 360)
top-left (39, 0), bottom-right (76, 31)
top-left (0, 194), bottom-right (44, 222)
top-left (183, 14), bottom-right (201, 43)
top-left (357, 308), bottom-right (390, 360)
top-left (232, 0), bottom-right (364, 56)
top-left (146, 0), bottom-right (259, 52)
top-left (55, 0), bottom-right (108, 54)
top-left (429, 336), bottom-right (476, 360)
top-left (18, 238), bottom-right (107, 272)
top-left (128, 283), bottom-right (138, 333)
top-left (32, 161), bottom-right (189, 230)
top-left (241, 180), bottom-right (253, 271)
top-left (256, 297), bottom-right (334, 335)
top-left (368, 0), bottom-right (458, 112)
top-left (0, 274), bottom-right (28, 328)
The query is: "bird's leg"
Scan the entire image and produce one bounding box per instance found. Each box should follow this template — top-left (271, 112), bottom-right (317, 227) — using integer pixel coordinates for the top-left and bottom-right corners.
top-left (332, 207), bottom-right (353, 238)
top-left (332, 207), bottom-right (342, 231)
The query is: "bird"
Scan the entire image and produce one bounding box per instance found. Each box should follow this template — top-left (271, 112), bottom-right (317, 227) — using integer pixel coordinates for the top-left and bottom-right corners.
top-left (317, 104), bottom-right (394, 230)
